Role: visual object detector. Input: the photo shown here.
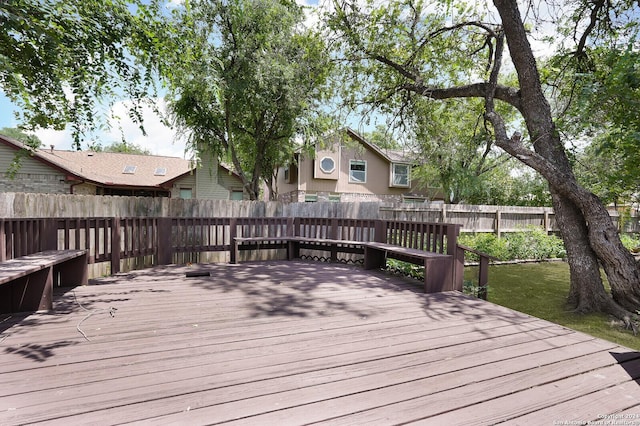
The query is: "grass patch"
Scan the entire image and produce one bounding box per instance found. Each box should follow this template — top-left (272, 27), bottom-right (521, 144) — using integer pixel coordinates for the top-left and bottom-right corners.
top-left (466, 262), bottom-right (640, 350)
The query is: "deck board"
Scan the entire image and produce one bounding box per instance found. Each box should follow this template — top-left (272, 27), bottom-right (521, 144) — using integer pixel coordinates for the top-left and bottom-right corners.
top-left (1, 261), bottom-right (639, 425)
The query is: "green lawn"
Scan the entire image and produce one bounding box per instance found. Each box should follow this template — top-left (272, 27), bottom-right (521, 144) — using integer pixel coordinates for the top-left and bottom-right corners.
top-left (465, 262), bottom-right (640, 351)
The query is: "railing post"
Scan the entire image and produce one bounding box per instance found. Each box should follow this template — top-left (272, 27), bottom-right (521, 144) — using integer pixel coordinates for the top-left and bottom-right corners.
top-left (478, 256), bottom-right (489, 300)
top-left (455, 245), bottom-right (465, 293)
top-left (157, 217), bottom-right (173, 266)
top-left (286, 217), bottom-right (294, 237)
top-left (111, 218), bottom-right (121, 275)
top-left (42, 218), bottom-right (58, 251)
top-left (330, 218), bottom-right (338, 240)
top-left (229, 217), bottom-right (237, 264)
top-left (374, 220), bottom-right (387, 243)
top-left (0, 219), bottom-right (5, 262)
top-left (447, 225), bottom-right (462, 292)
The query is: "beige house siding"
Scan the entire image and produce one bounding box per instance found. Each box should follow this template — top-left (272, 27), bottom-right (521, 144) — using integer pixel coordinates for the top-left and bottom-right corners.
top-left (0, 144), bottom-right (70, 194)
top-left (171, 173), bottom-right (196, 198)
top-left (194, 156), bottom-right (234, 200)
top-left (218, 169), bottom-right (246, 200)
top-left (295, 145), bottom-right (407, 196)
top-left (274, 129), bottom-right (435, 203)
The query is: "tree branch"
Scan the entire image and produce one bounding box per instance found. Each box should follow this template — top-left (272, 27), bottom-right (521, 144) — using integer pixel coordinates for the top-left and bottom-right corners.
top-left (401, 82), bottom-right (522, 112)
top-left (575, 0), bottom-right (606, 57)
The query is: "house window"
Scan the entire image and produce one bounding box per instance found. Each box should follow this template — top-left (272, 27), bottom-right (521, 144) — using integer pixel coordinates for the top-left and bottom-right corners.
top-left (179, 188), bottom-right (193, 199)
top-left (230, 190), bottom-right (244, 200)
top-left (349, 160), bottom-right (367, 183)
top-left (283, 162), bottom-right (298, 183)
top-left (154, 167), bottom-right (167, 176)
top-left (122, 165), bottom-right (137, 174)
top-left (319, 157), bottom-right (335, 174)
top-left (391, 164), bottom-right (410, 187)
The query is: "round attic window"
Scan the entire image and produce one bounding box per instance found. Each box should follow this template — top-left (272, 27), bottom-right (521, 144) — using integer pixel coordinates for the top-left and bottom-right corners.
top-left (320, 157), bottom-right (335, 173)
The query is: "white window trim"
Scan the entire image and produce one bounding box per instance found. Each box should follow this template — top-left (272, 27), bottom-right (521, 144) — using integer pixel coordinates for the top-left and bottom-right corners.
top-left (390, 163), bottom-right (411, 188)
top-left (349, 160), bottom-right (367, 183)
top-left (319, 156), bottom-right (336, 174)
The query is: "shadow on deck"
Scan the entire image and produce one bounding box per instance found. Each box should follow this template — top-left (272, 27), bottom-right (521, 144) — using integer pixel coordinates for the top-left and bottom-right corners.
top-left (1, 261), bottom-right (639, 424)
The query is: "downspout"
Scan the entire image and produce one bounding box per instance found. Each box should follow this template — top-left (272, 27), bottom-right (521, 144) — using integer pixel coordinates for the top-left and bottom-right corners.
top-left (68, 176), bottom-right (85, 194)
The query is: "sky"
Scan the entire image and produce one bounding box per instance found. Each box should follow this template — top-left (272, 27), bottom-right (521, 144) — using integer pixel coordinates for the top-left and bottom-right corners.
top-left (0, 0), bottom-right (559, 158)
top-left (0, 0), bottom-right (320, 159)
top-left (0, 92), bottom-right (190, 158)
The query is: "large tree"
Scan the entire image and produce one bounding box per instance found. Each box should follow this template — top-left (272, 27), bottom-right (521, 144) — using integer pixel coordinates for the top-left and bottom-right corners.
top-left (409, 97), bottom-right (514, 204)
top-left (327, 0), bottom-right (640, 324)
top-left (166, 0), bottom-right (333, 200)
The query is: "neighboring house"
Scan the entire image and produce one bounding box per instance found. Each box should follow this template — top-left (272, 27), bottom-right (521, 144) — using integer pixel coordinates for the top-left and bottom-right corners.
top-left (275, 128), bottom-right (440, 203)
top-left (0, 134), bottom-right (247, 200)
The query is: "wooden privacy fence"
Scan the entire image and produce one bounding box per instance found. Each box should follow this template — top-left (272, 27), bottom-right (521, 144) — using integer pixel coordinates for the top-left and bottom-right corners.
top-left (3, 193), bottom-right (639, 234)
top-left (1, 217), bottom-right (485, 295)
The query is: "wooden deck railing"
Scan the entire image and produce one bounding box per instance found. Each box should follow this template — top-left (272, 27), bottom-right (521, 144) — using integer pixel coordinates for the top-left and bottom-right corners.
top-left (1, 216), bottom-right (494, 297)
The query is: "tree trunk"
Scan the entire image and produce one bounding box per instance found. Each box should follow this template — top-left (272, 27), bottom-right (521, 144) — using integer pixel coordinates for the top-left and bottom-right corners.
top-left (551, 192), bottom-right (614, 311)
top-left (493, 0), bottom-right (640, 318)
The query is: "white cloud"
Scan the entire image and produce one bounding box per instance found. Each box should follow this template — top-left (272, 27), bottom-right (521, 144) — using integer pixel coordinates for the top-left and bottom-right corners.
top-left (32, 98), bottom-right (190, 158)
top-left (33, 128), bottom-right (72, 151)
top-left (107, 98), bottom-right (190, 158)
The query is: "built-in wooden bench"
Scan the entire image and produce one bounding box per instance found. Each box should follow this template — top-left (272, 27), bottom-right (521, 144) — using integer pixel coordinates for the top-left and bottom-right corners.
top-left (232, 236), bottom-right (365, 264)
top-left (363, 242), bottom-right (453, 293)
top-left (0, 250), bottom-right (88, 313)
top-left (287, 237), bottom-right (365, 263)
top-left (232, 237), bottom-right (292, 264)
top-left (230, 217), bottom-right (464, 295)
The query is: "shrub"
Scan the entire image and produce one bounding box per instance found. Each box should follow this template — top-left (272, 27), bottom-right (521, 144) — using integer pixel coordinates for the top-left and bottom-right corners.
top-left (620, 233), bottom-right (640, 253)
top-left (458, 232), bottom-right (509, 261)
top-left (459, 227), bottom-right (566, 261)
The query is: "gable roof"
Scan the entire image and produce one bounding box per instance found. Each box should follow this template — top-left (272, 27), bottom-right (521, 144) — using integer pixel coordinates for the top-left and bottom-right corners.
top-left (0, 134), bottom-right (238, 189)
top-left (345, 128), bottom-right (414, 164)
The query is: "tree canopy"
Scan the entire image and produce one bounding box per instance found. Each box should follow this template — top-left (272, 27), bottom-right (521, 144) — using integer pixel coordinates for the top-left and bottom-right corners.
top-left (325, 0), bottom-right (640, 323)
top-left (0, 0), bottom-right (164, 148)
top-left (165, 0), bottom-right (334, 200)
top-left (87, 140), bottom-right (152, 155)
top-left (548, 46), bottom-right (640, 206)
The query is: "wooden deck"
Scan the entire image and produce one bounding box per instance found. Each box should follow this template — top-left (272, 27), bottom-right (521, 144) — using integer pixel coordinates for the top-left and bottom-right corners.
top-left (1, 261), bottom-right (640, 425)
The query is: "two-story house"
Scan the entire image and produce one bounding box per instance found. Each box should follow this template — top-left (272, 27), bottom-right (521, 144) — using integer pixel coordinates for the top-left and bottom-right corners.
top-left (0, 134), bottom-right (247, 199)
top-left (275, 128), bottom-right (438, 203)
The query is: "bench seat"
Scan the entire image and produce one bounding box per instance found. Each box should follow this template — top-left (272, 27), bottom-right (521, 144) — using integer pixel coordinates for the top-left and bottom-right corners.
top-left (362, 242), bottom-right (453, 293)
top-left (0, 250), bottom-right (88, 313)
top-left (287, 237), bottom-right (365, 262)
top-left (232, 237), bottom-right (292, 264)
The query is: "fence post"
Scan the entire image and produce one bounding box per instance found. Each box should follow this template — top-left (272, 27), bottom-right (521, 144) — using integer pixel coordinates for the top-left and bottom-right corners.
top-left (544, 210), bottom-right (550, 234)
top-left (495, 209), bottom-right (502, 238)
top-left (111, 218), bottom-right (121, 275)
top-left (156, 217), bottom-right (173, 266)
